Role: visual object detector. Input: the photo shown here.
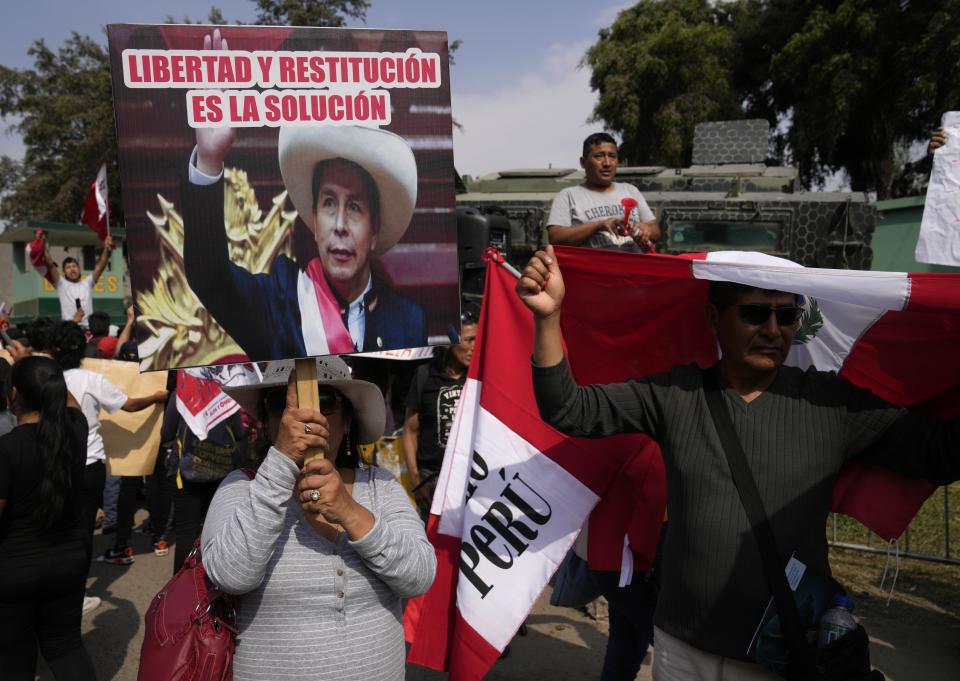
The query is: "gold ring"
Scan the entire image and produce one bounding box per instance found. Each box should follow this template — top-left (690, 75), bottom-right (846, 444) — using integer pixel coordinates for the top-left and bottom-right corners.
top-left (309, 489), bottom-right (321, 503)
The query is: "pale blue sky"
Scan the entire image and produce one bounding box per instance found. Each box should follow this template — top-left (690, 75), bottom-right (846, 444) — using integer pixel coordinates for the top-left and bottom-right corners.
top-left (0, 0), bottom-right (632, 176)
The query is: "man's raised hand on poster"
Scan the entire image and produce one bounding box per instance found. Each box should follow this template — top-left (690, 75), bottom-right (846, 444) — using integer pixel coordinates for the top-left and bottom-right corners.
top-left (195, 29), bottom-right (236, 176)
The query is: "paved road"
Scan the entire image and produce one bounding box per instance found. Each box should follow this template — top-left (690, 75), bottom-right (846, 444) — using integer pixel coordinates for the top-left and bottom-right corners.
top-left (38, 511), bottom-right (959, 680)
top-left (38, 510), bottom-right (651, 681)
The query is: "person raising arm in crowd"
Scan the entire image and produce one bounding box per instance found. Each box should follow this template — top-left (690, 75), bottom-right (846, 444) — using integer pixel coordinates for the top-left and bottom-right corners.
top-left (516, 246), bottom-right (959, 681)
top-left (39, 233), bottom-right (114, 326)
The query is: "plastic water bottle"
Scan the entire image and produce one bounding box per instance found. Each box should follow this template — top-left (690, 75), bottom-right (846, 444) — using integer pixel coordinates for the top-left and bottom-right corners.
top-left (818, 594), bottom-right (857, 648)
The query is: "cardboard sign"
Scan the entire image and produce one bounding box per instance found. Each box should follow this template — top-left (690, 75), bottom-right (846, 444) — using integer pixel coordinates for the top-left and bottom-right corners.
top-left (107, 24), bottom-right (459, 370)
top-left (81, 359), bottom-right (169, 476)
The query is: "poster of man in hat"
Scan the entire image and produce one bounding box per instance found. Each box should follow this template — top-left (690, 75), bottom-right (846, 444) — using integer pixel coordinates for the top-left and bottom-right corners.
top-left (106, 24), bottom-right (459, 370)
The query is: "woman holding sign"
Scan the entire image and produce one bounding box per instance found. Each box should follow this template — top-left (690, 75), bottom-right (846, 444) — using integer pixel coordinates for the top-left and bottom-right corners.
top-left (200, 356), bottom-right (435, 681)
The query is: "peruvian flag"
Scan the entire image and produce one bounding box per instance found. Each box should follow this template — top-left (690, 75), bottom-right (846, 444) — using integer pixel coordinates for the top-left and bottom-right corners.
top-left (81, 162), bottom-right (109, 241)
top-left (176, 364), bottom-right (259, 440)
top-left (404, 246), bottom-right (960, 679)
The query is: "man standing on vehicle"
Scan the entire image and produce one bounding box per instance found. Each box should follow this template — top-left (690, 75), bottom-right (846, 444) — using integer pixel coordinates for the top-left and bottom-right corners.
top-left (547, 132), bottom-right (659, 252)
top-left (516, 247), bottom-right (960, 680)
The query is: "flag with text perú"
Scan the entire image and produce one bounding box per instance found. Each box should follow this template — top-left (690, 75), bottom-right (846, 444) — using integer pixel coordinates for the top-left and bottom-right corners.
top-left (404, 247), bottom-right (960, 680)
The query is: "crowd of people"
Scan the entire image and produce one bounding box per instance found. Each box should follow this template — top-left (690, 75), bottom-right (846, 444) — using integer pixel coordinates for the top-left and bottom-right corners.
top-left (1, 127), bottom-right (958, 681)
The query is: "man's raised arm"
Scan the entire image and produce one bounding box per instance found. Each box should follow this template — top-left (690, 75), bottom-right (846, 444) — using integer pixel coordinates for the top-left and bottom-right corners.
top-left (41, 239), bottom-right (60, 285)
top-left (90, 235), bottom-right (114, 286)
top-left (516, 246), bottom-right (663, 440)
top-left (516, 245), bottom-right (565, 368)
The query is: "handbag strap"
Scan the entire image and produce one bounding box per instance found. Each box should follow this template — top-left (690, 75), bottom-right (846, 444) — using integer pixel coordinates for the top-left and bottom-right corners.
top-left (702, 368), bottom-right (814, 680)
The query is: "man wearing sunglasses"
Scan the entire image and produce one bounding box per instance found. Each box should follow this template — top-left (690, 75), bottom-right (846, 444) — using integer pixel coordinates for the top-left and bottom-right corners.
top-left (517, 246), bottom-right (960, 681)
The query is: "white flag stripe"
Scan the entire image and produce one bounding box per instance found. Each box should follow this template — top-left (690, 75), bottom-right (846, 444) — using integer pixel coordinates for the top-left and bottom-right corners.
top-left (297, 273), bottom-right (332, 357)
top-left (454, 405), bottom-right (598, 651)
top-left (693, 257), bottom-right (910, 312)
top-left (703, 251), bottom-right (803, 268)
top-left (434, 377), bottom-right (482, 537)
top-left (95, 162), bottom-right (109, 219)
top-left (785, 298), bottom-right (885, 373)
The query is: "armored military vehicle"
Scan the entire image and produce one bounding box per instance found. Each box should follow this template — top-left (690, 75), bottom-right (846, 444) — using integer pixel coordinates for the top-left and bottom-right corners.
top-left (455, 120), bottom-right (877, 297)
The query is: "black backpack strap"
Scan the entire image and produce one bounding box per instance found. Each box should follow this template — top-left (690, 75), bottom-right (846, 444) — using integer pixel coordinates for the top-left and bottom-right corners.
top-left (702, 368), bottom-right (814, 680)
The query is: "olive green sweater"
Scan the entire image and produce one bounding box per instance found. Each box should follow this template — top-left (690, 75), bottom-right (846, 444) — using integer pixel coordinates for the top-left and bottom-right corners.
top-left (533, 359), bottom-right (960, 660)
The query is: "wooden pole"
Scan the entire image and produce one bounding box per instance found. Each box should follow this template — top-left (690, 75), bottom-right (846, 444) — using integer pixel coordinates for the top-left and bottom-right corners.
top-left (295, 357), bottom-right (325, 463)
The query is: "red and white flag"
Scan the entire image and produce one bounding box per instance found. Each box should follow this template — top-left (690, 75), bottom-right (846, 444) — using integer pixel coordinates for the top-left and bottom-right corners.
top-left (81, 162), bottom-right (109, 241)
top-left (405, 247), bottom-right (960, 680)
top-left (25, 229), bottom-right (48, 278)
top-left (176, 364), bottom-right (260, 440)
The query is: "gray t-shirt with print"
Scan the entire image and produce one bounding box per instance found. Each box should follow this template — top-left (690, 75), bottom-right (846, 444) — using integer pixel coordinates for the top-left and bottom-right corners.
top-left (547, 182), bottom-right (656, 251)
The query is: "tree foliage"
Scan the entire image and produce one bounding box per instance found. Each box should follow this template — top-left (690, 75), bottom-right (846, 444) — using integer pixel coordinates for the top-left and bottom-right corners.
top-left (0, 1), bottom-right (372, 228)
top-left (252, 0), bottom-right (368, 26)
top-left (586, 0), bottom-right (960, 198)
top-left (585, 0), bottom-right (740, 167)
top-left (766, 1), bottom-right (960, 197)
top-left (0, 33), bottom-right (118, 226)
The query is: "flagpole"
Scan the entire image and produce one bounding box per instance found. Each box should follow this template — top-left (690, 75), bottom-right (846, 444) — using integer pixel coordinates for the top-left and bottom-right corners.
top-left (103, 162), bottom-right (110, 239)
top-left (482, 247), bottom-right (521, 279)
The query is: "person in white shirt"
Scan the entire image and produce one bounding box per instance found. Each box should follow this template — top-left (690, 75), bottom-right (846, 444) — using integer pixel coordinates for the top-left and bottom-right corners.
top-left (48, 321), bottom-right (167, 573)
top-left (38, 233), bottom-right (114, 326)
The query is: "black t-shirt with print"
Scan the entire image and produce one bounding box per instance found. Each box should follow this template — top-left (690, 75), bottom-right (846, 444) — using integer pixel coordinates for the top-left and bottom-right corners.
top-left (405, 363), bottom-right (465, 477)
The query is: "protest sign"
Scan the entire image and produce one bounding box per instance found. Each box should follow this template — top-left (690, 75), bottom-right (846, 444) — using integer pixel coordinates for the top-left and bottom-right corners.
top-left (86, 359), bottom-right (168, 476)
top-left (106, 24), bottom-right (459, 371)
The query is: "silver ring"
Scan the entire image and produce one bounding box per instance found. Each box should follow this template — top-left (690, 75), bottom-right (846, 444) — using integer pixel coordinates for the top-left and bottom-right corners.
top-left (309, 489), bottom-right (321, 503)
top-left (305, 424), bottom-right (312, 434)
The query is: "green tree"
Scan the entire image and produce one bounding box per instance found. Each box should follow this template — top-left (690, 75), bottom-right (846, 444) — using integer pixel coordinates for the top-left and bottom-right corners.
top-left (0, 33), bottom-right (118, 226)
top-left (252, 0), bottom-right (368, 26)
top-left (165, 7), bottom-right (231, 25)
top-left (584, 0), bottom-right (741, 167)
top-left (763, 0), bottom-right (960, 198)
top-left (586, 0), bottom-right (960, 198)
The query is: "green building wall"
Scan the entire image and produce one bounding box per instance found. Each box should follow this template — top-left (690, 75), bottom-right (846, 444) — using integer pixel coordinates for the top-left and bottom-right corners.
top-left (872, 196), bottom-right (960, 273)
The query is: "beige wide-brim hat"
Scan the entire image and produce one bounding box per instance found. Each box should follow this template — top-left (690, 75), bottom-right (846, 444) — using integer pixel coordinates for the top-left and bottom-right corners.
top-left (222, 357), bottom-right (386, 445)
top-left (278, 125), bottom-right (418, 255)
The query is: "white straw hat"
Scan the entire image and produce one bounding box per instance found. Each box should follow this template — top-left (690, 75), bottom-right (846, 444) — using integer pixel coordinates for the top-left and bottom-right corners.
top-left (222, 356), bottom-right (385, 444)
top-left (278, 125), bottom-right (418, 255)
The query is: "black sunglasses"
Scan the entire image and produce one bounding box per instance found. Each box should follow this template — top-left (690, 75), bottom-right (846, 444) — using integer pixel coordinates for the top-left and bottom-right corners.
top-left (262, 386), bottom-right (343, 415)
top-left (317, 387), bottom-right (343, 415)
top-left (736, 304), bottom-right (801, 326)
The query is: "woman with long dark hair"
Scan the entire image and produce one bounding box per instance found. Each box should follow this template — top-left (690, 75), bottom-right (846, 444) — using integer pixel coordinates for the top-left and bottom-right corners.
top-left (0, 356), bottom-right (96, 680)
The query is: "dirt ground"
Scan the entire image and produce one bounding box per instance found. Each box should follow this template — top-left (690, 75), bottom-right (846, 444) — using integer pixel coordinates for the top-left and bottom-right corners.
top-left (37, 513), bottom-right (958, 681)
